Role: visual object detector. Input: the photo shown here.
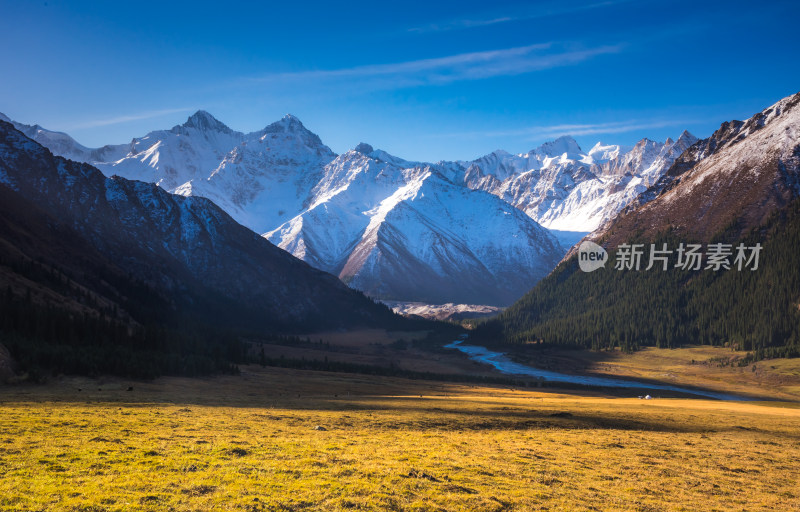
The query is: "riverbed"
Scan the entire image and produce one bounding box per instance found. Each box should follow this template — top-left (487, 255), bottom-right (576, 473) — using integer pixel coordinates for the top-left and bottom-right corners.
top-left (445, 339), bottom-right (748, 400)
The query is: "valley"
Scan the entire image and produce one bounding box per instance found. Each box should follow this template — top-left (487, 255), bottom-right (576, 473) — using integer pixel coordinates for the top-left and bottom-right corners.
top-left (1, 367), bottom-right (798, 511)
top-left (0, 110), bottom-right (697, 306)
top-left (2, 3), bottom-right (799, 511)
top-left (504, 344), bottom-right (800, 401)
top-left (247, 329), bottom-right (800, 401)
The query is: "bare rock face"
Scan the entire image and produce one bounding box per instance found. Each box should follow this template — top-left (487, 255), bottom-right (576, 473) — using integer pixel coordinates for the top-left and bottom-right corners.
top-left (595, 91), bottom-right (800, 246)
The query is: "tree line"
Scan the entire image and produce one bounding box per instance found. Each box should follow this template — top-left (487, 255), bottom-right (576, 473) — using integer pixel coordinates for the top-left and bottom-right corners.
top-left (474, 199), bottom-right (800, 361)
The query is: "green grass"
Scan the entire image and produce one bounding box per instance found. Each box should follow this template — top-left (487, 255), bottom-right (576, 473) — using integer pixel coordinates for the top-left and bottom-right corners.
top-left (1, 366), bottom-right (799, 511)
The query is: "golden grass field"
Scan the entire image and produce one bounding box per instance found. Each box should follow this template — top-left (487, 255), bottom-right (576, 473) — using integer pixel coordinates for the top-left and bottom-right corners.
top-left (1, 364), bottom-right (799, 512)
top-left (511, 344), bottom-right (800, 401)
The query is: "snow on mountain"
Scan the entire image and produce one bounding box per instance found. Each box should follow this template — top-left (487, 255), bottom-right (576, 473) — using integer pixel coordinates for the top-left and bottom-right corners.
top-left (535, 135), bottom-right (585, 159)
top-left (456, 132), bottom-right (698, 231)
top-left (267, 149), bottom-right (408, 271)
top-left (594, 91), bottom-right (800, 246)
top-left (0, 113), bottom-right (97, 163)
top-left (587, 141), bottom-right (630, 162)
top-left (382, 301), bottom-right (504, 322)
top-left (0, 118), bottom-right (400, 331)
top-left (3, 110), bottom-right (336, 234)
top-left (5, 108), bottom-right (701, 305)
top-left (267, 148), bottom-right (562, 305)
top-left (94, 111), bottom-right (246, 191)
top-left (172, 114), bottom-right (336, 232)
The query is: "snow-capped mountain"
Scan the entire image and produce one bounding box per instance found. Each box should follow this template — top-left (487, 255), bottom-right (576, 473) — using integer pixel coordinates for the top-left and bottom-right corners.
top-left (476, 91), bottom-right (800, 353)
top-left (0, 112), bottom-right (94, 162)
top-left (91, 112), bottom-right (335, 232)
top-left (170, 113), bottom-right (335, 231)
top-left (1, 111), bottom-right (334, 234)
top-left (454, 132), bottom-right (698, 231)
top-left (0, 112), bottom-right (132, 164)
top-left (0, 119), bottom-right (400, 331)
top-left (2, 109), bottom-right (698, 305)
top-left (267, 145), bottom-right (563, 305)
top-left (594, 91), bottom-right (800, 246)
top-left (94, 111), bottom-right (245, 190)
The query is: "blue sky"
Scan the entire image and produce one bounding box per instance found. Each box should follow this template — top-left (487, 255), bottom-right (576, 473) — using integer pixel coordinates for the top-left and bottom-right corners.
top-left (1, 0), bottom-right (798, 161)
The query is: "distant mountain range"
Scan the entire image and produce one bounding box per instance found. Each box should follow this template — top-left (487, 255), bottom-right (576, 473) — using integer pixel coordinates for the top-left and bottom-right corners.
top-left (265, 145), bottom-right (562, 305)
top-left (3, 90), bottom-right (799, 372)
top-left (459, 132), bottom-right (697, 231)
top-left (476, 91), bottom-right (800, 359)
top-left (0, 111), bottom-right (697, 305)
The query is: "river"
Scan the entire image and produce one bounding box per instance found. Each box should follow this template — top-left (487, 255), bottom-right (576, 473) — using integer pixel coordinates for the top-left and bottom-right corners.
top-left (445, 339), bottom-right (749, 401)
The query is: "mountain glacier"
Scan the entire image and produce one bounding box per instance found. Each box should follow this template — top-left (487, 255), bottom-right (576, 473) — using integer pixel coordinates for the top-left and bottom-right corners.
top-left (0, 110), bottom-right (698, 305)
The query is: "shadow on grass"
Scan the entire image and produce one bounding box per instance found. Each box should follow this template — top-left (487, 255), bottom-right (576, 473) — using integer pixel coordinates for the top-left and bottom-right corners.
top-left (3, 366), bottom-right (790, 436)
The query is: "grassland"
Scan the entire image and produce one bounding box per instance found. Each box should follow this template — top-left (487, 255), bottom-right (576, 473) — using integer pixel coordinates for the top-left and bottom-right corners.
top-left (1, 365), bottom-right (799, 511)
top-left (509, 345), bottom-right (800, 401)
top-left (254, 329), bottom-right (800, 400)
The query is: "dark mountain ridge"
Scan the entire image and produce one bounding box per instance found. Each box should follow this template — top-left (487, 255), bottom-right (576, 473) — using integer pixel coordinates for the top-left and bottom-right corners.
top-left (476, 92), bottom-right (800, 360)
top-left (0, 120), bottom-right (406, 378)
top-left (604, 92), bottom-right (800, 243)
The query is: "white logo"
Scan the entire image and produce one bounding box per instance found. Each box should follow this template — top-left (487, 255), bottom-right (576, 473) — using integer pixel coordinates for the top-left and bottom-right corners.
top-left (578, 241), bottom-right (608, 272)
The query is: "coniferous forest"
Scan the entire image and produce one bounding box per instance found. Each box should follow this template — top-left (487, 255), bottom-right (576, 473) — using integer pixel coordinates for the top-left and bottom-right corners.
top-left (474, 199), bottom-right (800, 361)
top-left (0, 258), bottom-right (247, 380)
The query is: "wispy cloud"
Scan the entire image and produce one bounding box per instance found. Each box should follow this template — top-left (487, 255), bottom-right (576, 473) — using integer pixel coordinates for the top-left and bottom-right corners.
top-left (440, 119), bottom-right (696, 141)
top-left (408, 0), bottom-right (639, 34)
top-left (247, 42), bottom-right (622, 89)
top-left (69, 107), bottom-right (195, 129)
top-left (408, 15), bottom-right (516, 33)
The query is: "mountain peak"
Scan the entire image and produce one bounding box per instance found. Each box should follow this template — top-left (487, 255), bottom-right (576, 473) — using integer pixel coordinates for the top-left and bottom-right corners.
top-left (267, 114), bottom-right (306, 130)
top-left (676, 130), bottom-right (698, 145)
top-left (587, 141), bottom-right (625, 161)
top-left (354, 142), bottom-right (374, 154)
top-left (183, 110), bottom-right (233, 134)
top-left (263, 113), bottom-right (311, 132)
top-left (534, 135), bottom-right (582, 157)
top-left (0, 112), bottom-right (10, 123)
top-left (260, 114), bottom-right (328, 151)
top-left (588, 141), bottom-right (615, 153)
top-left (631, 137), bottom-right (659, 150)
